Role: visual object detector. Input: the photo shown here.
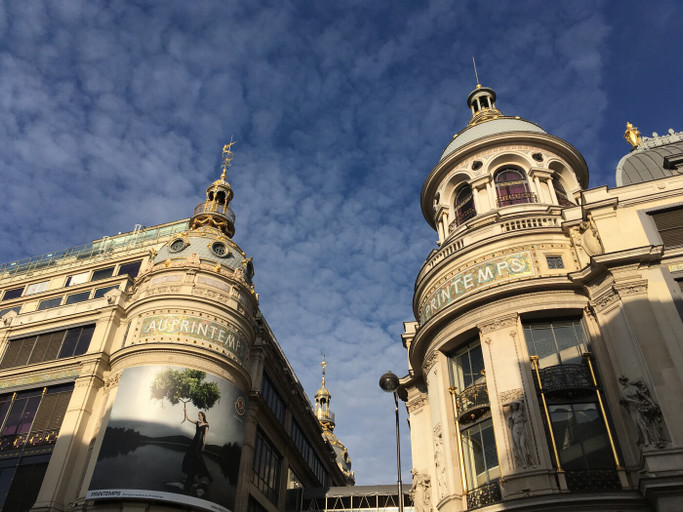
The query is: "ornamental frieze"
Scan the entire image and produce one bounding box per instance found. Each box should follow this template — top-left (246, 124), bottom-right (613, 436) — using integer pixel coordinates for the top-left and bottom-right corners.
top-left (419, 251), bottom-right (535, 323)
top-left (478, 314), bottom-right (519, 334)
top-left (407, 393), bottom-right (429, 413)
top-left (614, 280), bottom-right (648, 297)
top-left (136, 313), bottom-right (248, 364)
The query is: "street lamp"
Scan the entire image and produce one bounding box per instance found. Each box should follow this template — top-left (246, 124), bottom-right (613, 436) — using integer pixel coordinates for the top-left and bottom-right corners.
top-left (379, 371), bottom-right (404, 512)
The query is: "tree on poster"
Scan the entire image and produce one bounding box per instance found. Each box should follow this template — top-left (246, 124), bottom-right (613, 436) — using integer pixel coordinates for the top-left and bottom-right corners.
top-left (150, 368), bottom-right (221, 422)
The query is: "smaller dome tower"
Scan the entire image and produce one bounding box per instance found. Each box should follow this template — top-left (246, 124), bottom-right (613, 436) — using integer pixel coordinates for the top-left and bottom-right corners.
top-left (466, 84), bottom-right (503, 126)
top-left (190, 142), bottom-right (237, 238)
top-left (314, 356), bottom-right (355, 485)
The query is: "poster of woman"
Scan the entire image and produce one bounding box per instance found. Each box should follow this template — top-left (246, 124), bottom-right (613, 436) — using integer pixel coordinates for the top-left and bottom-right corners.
top-left (87, 365), bottom-right (247, 512)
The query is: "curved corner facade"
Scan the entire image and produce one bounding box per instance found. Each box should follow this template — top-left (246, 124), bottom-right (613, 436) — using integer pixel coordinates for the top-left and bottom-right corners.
top-left (402, 87), bottom-right (683, 512)
top-left (0, 154), bottom-right (352, 512)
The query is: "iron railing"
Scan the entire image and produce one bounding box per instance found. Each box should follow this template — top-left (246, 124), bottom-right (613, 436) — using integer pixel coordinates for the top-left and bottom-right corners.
top-left (565, 469), bottom-right (621, 492)
top-left (456, 383), bottom-right (490, 424)
top-left (466, 481), bottom-right (501, 510)
top-left (193, 202), bottom-right (235, 223)
top-left (536, 363), bottom-right (594, 398)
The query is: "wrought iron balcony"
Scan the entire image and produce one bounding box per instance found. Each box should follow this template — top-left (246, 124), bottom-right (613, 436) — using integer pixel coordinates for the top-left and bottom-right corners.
top-left (193, 202), bottom-right (236, 224)
top-left (565, 469), bottom-right (621, 492)
top-left (535, 363), bottom-right (594, 398)
top-left (0, 427), bottom-right (60, 452)
top-left (496, 192), bottom-right (537, 207)
top-left (466, 480), bottom-right (502, 509)
top-left (456, 383), bottom-right (490, 424)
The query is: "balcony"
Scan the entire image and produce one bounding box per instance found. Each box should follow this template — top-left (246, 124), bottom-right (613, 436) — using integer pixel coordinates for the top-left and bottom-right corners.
top-left (565, 469), bottom-right (621, 492)
top-left (0, 427), bottom-right (61, 453)
top-left (535, 364), bottom-right (594, 399)
top-left (193, 202), bottom-right (235, 224)
top-left (456, 383), bottom-right (490, 424)
top-left (466, 481), bottom-right (501, 510)
top-left (496, 192), bottom-right (537, 207)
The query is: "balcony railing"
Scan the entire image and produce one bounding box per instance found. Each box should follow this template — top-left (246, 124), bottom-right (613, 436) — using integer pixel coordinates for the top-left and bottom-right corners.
top-left (496, 192), bottom-right (537, 207)
top-left (565, 469), bottom-right (621, 492)
top-left (535, 364), bottom-right (594, 398)
top-left (193, 202), bottom-right (235, 223)
top-left (456, 383), bottom-right (490, 424)
top-left (466, 480), bottom-right (501, 510)
top-left (0, 427), bottom-right (61, 452)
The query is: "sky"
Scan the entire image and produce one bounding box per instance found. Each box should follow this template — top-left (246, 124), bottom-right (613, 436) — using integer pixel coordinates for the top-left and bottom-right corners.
top-left (0, 0), bottom-right (682, 486)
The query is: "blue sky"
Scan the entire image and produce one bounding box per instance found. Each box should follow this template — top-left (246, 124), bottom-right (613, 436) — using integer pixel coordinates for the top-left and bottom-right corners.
top-left (0, 1), bottom-right (681, 485)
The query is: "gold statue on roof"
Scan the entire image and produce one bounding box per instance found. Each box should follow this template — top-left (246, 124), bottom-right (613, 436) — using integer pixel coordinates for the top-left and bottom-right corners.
top-left (221, 139), bottom-right (237, 181)
top-left (624, 122), bottom-right (641, 148)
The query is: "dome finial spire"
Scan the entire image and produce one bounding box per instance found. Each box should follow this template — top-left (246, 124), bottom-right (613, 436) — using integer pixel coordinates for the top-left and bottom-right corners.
top-left (189, 142), bottom-right (237, 237)
top-left (472, 56), bottom-right (481, 88)
top-left (221, 138), bottom-right (236, 181)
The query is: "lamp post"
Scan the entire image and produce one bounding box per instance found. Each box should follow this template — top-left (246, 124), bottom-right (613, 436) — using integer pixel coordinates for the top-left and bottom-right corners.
top-left (379, 370), bottom-right (404, 512)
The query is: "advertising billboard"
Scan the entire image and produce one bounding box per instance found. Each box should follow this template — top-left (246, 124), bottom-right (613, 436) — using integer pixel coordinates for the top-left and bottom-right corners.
top-left (87, 365), bottom-right (247, 512)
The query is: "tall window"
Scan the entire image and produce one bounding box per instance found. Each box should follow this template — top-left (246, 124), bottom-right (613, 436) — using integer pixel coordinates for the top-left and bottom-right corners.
top-left (523, 319), bottom-right (587, 368)
top-left (0, 384), bottom-right (73, 511)
top-left (261, 373), bottom-right (286, 424)
top-left (524, 318), bottom-right (620, 490)
top-left (454, 184), bottom-right (476, 225)
top-left (553, 178), bottom-right (573, 207)
top-left (649, 206), bottom-right (683, 248)
top-left (450, 340), bottom-right (500, 503)
top-left (461, 419), bottom-right (500, 490)
top-left (252, 430), bottom-right (282, 504)
top-left (1, 325), bottom-right (95, 369)
top-left (494, 168), bottom-right (534, 207)
top-left (291, 420), bottom-right (327, 487)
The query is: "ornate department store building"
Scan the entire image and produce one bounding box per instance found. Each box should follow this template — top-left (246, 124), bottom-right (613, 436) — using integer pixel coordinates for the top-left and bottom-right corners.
top-left (0, 147), bottom-right (354, 512)
top-left (400, 85), bottom-right (683, 512)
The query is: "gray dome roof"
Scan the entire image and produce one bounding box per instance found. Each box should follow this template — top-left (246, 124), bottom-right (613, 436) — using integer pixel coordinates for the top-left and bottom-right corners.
top-left (616, 130), bottom-right (683, 186)
top-left (441, 117), bottom-right (546, 161)
top-left (153, 230), bottom-right (252, 276)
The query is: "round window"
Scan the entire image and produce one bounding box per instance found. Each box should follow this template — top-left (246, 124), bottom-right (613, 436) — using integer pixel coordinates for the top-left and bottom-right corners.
top-left (169, 239), bottom-right (186, 253)
top-left (211, 242), bottom-right (228, 257)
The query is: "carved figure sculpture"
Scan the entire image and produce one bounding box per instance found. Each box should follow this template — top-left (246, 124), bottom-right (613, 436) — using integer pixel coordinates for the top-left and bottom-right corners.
top-left (410, 469), bottom-right (432, 512)
top-left (433, 431), bottom-right (448, 498)
top-left (507, 401), bottom-right (533, 468)
top-left (618, 376), bottom-right (666, 448)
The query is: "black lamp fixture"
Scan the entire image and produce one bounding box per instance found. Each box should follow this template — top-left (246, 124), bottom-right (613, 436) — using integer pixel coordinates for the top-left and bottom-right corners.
top-left (379, 370), bottom-right (404, 512)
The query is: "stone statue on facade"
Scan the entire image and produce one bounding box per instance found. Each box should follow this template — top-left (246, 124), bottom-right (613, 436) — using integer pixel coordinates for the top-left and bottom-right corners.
top-left (410, 469), bottom-right (432, 512)
top-left (618, 376), bottom-right (666, 448)
top-left (433, 431), bottom-right (448, 499)
top-left (507, 400), bottom-right (533, 468)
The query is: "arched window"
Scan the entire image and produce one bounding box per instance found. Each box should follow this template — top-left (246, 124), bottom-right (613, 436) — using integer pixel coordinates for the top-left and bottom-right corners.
top-left (553, 177), bottom-right (573, 207)
top-left (455, 184), bottom-right (476, 225)
top-left (494, 168), bottom-right (534, 207)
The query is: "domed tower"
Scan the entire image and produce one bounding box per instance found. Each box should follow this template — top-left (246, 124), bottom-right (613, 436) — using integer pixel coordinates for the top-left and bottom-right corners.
top-left (86, 143), bottom-right (258, 509)
top-left (399, 84), bottom-right (646, 511)
top-left (314, 357), bottom-right (354, 485)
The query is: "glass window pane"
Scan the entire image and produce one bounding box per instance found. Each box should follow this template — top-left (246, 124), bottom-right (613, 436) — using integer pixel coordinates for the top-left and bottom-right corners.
top-left (74, 325), bottom-right (95, 356)
top-left (65, 291), bottom-right (91, 304)
top-left (38, 298), bottom-right (62, 310)
top-left (58, 330), bottom-right (80, 359)
top-left (1, 288), bottom-right (24, 301)
top-left (91, 267), bottom-right (114, 281)
top-left (24, 281), bottom-right (49, 296)
top-left (27, 334), bottom-right (51, 365)
top-left (93, 286), bottom-right (117, 299)
top-left (524, 325), bottom-right (558, 367)
top-left (65, 271), bottom-right (89, 287)
top-left (117, 260), bottom-right (142, 278)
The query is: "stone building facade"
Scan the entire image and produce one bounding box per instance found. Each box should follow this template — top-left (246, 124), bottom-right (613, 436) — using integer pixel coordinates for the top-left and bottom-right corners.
top-left (0, 147), bottom-right (351, 512)
top-left (400, 85), bottom-right (683, 512)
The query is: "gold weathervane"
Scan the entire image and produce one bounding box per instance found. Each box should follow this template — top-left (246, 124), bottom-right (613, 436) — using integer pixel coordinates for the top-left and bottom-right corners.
top-left (221, 139), bottom-right (237, 180)
top-left (624, 122), bottom-right (641, 148)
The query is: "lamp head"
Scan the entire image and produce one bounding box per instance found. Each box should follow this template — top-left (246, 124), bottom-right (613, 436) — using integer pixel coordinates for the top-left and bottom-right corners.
top-left (379, 371), bottom-right (399, 393)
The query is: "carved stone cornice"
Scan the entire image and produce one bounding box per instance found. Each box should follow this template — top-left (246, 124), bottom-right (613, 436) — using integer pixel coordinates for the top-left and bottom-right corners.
top-left (591, 287), bottom-right (620, 314)
top-left (422, 351), bottom-right (440, 374)
top-left (478, 313), bottom-right (519, 334)
top-left (406, 393), bottom-right (429, 413)
top-left (614, 280), bottom-right (648, 297)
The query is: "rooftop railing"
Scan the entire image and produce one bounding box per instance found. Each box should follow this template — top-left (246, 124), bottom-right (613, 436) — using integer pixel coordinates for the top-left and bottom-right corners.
top-left (0, 220), bottom-right (189, 281)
